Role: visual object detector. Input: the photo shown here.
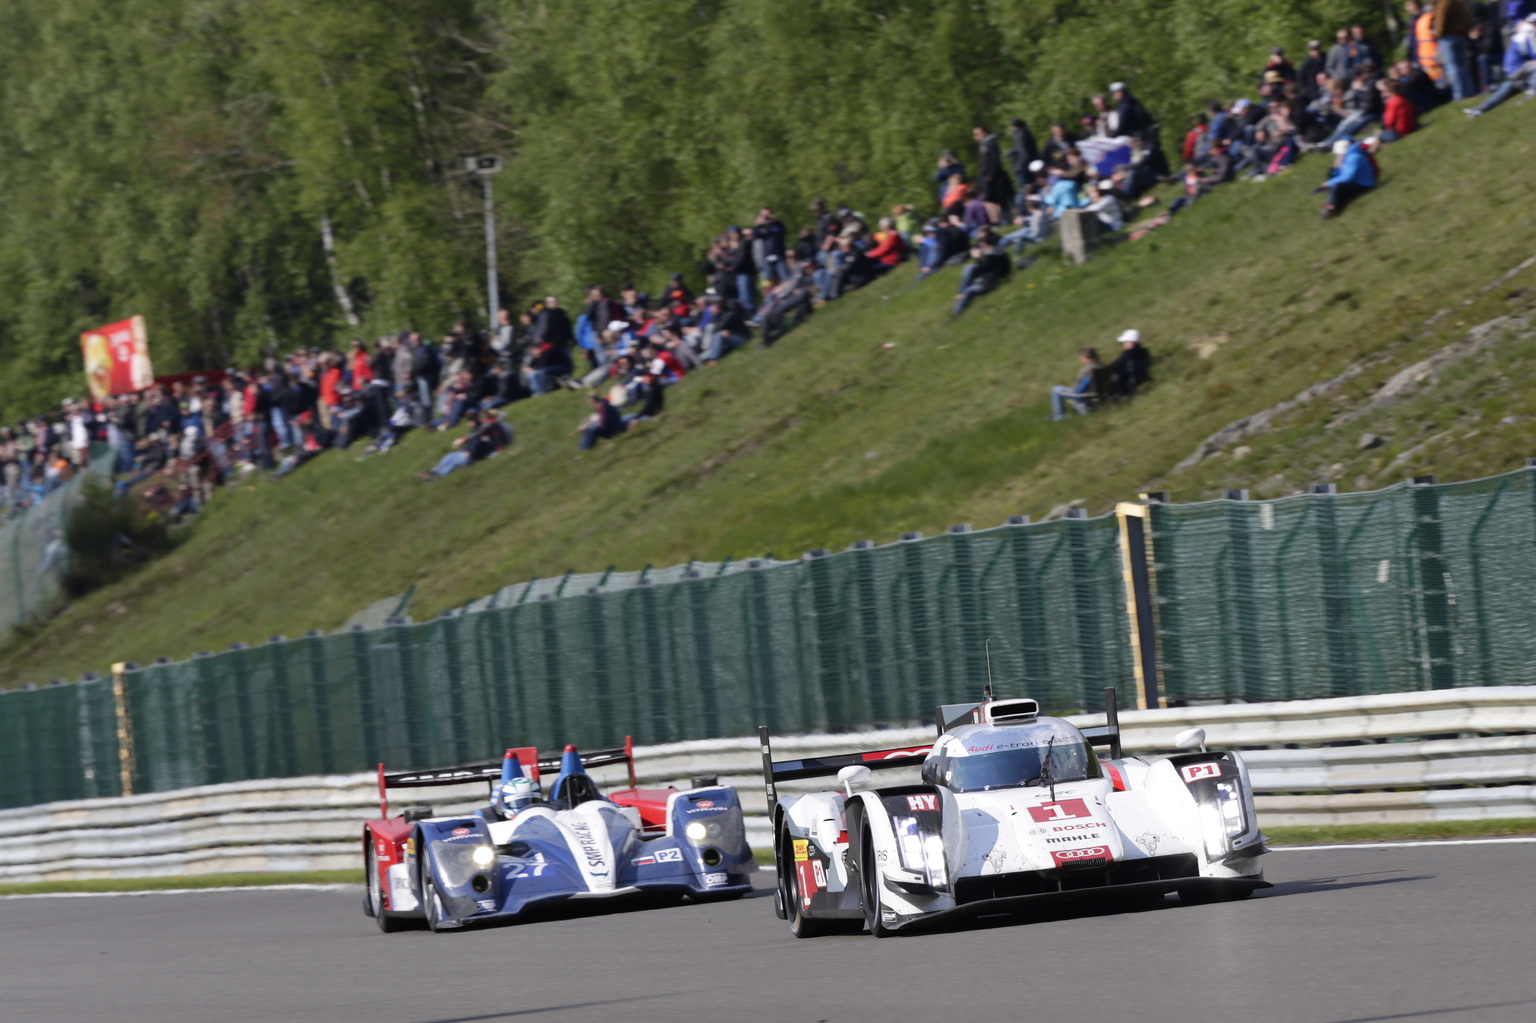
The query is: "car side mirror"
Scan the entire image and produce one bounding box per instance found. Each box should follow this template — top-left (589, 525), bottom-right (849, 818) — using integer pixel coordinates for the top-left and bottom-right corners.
top-left (837, 764), bottom-right (873, 796)
top-left (1173, 727), bottom-right (1207, 753)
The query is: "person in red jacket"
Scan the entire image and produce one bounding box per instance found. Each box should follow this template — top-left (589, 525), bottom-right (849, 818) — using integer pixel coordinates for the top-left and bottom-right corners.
top-left (349, 339), bottom-right (373, 388)
top-left (1182, 113), bottom-right (1208, 163)
top-left (1378, 79), bottom-right (1418, 142)
top-left (864, 218), bottom-right (907, 268)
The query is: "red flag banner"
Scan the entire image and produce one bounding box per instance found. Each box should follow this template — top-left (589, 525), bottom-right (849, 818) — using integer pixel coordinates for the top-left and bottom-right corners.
top-left (81, 316), bottom-right (153, 399)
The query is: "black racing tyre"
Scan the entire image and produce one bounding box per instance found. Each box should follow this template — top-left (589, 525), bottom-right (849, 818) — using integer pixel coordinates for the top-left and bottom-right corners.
top-left (859, 824), bottom-right (893, 938)
top-left (423, 876), bottom-right (453, 933)
top-left (781, 829), bottom-right (838, 938)
top-left (367, 843), bottom-right (409, 933)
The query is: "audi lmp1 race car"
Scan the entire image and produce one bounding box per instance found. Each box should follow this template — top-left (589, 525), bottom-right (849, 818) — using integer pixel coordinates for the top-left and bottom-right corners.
top-left (761, 688), bottom-right (1269, 936)
top-left (363, 739), bottom-right (756, 932)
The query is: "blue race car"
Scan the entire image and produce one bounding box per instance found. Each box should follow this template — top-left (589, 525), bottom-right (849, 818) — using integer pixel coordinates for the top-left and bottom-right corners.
top-left (363, 740), bottom-right (757, 932)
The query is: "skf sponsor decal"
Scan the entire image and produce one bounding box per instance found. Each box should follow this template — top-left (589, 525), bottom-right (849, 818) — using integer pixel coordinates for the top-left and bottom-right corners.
top-left (570, 820), bottom-right (606, 870)
top-left (792, 839), bottom-right (810, 863)
top-left (1180, 762), bottom-right (1222, 783)
top-left (1051, 845), bottom-right (1113, 868)
top-left (1027, 798), bottom-right (1093, 823)
top-left (905, 793), bottom-right (939, 812)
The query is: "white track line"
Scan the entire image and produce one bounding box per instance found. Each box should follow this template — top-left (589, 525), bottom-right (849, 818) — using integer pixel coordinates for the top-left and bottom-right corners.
top-left (0, 883), bottom-right (360, 901)
top-left (1274, 836), bottom-right (1536, 852)
top-left (7, 839), bottom-right (1534, 898)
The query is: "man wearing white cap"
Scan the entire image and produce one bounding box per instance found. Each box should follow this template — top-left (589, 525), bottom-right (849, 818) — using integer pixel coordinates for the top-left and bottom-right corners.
top-left (1109, 82), bottom-right (1154, 140)
top-left (1110, 328), bottom-right (1153, 397)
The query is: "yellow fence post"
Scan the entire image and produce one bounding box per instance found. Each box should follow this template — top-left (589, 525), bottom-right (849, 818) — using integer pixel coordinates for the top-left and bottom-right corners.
top-left (1114, 502), bottom-right (1162, 710)
top-left (111, 661), bottom-right (135, 797)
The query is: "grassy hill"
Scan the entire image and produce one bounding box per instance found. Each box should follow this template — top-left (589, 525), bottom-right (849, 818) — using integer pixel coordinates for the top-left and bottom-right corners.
top-left (4, 104), bottom-right (1534, 688)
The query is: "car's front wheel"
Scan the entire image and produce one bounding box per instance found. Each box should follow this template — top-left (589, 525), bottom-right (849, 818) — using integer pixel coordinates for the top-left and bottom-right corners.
top-left (423, 877), bottom-right (455, 933)
top-left (859, 824), bottom-right (893, 938)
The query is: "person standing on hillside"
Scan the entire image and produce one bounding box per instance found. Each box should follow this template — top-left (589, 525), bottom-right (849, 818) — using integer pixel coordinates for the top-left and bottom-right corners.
top-left (753, 207), bottom-right (788, 284)
top-left (972, 125), bottom-right (1012, 226)
top-left (1434, 0), bottom-right (1478, 99)
top-left (1006, 117), bottom-right (1038, 197)
top-left (1326, 27), bottom-right (1354, 81)
top-left (1299, 40), bottom-right (1328, 103)
top-left (1108, 82), bottom-right (1154, 139)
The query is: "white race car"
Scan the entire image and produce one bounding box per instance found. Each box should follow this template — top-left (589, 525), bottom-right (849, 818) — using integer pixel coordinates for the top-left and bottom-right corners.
top-left (760, 688), bottom-right (1269, 936)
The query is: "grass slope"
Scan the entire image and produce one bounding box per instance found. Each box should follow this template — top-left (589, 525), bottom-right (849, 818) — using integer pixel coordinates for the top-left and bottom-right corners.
top-left (4, 105), bottom-right (1534, 688)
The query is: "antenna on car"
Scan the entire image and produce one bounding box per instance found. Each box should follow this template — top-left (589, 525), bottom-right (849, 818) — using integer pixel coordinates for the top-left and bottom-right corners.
top-left (983, 639), bottom-right (994, 704)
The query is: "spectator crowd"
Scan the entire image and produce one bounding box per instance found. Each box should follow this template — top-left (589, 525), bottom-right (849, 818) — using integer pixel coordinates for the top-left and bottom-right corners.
top-left (8, 1), bottom-right (1532, 521)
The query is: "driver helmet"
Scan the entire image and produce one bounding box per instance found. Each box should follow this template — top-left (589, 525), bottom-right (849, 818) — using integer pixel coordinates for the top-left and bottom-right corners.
top-left (496, 776), bottom-right (539, 817)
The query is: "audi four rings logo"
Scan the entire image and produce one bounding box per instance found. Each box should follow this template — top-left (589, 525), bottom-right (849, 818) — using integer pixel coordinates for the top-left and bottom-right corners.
top-left (1056, 846), bottom-right (1109, 859)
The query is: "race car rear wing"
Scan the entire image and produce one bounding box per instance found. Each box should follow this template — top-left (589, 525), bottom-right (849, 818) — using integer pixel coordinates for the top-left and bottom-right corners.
top-left (757, 727), bottom-right (931, 812)
top-left (377, 737), bottom-right (637, 817)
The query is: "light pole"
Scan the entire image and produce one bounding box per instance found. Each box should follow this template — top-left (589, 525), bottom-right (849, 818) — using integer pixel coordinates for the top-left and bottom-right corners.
top-left (466, 155), bottom-right (503, 332)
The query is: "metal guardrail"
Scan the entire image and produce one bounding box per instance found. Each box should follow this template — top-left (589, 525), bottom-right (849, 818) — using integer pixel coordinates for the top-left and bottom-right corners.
top-left (3, 688), bottom-right (1534, 883)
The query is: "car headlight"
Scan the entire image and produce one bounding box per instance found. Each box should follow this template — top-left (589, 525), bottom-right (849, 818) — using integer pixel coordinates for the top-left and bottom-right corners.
top-left (472, 844), bottom-right (496, 868)
top-left (1200, 803), bottom-right (1228, 859)
top-left (891, 816), bottom-right (946, 888)
top-left (685, 821), bottom-right (709, 843)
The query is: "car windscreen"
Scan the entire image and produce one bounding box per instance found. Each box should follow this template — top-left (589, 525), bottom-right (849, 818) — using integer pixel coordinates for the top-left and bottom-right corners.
top-left (934, 741), bottom-right (1099, 793)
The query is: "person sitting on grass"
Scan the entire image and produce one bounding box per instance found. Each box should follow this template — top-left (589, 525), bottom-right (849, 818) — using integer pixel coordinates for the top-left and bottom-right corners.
top-left (417, 410), bottom-right (510, 481)
top-left (1378, 78), bottom-right (1418, 141)
top-left (1049, 347), bottom-right (1105, 421)
top-left (951, 238), bottom-right (1012, 315)
top-left (1316, 137), bottom-right (1376, 219)
top-left (575, 391), bottom-right (625, 451)
top-left (1109, 329), bottom-right (1153, 397)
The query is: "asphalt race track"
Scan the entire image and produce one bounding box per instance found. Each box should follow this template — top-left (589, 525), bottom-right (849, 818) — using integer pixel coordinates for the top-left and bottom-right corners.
top-left (4, 842), bottom-right (1535, 1023)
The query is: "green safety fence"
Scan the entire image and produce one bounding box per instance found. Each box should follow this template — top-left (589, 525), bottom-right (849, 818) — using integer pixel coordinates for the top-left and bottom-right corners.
top-left (0, 513), bottom-right (1132, 809)
top-left (1150, 468), bottom-right (1536, 702)
top-left (0, 445), bottom-right (114, 634)
top-left (5, 465), bottom-right (1535, 812)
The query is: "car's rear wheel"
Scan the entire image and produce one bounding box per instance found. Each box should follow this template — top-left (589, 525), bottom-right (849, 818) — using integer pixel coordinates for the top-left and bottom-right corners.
top-left (367, 843), bottom-right (408, 933)
top-left (781, 830), bottom-right (838, 938)
top-left (859, 824), bottom-right (893, 938)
